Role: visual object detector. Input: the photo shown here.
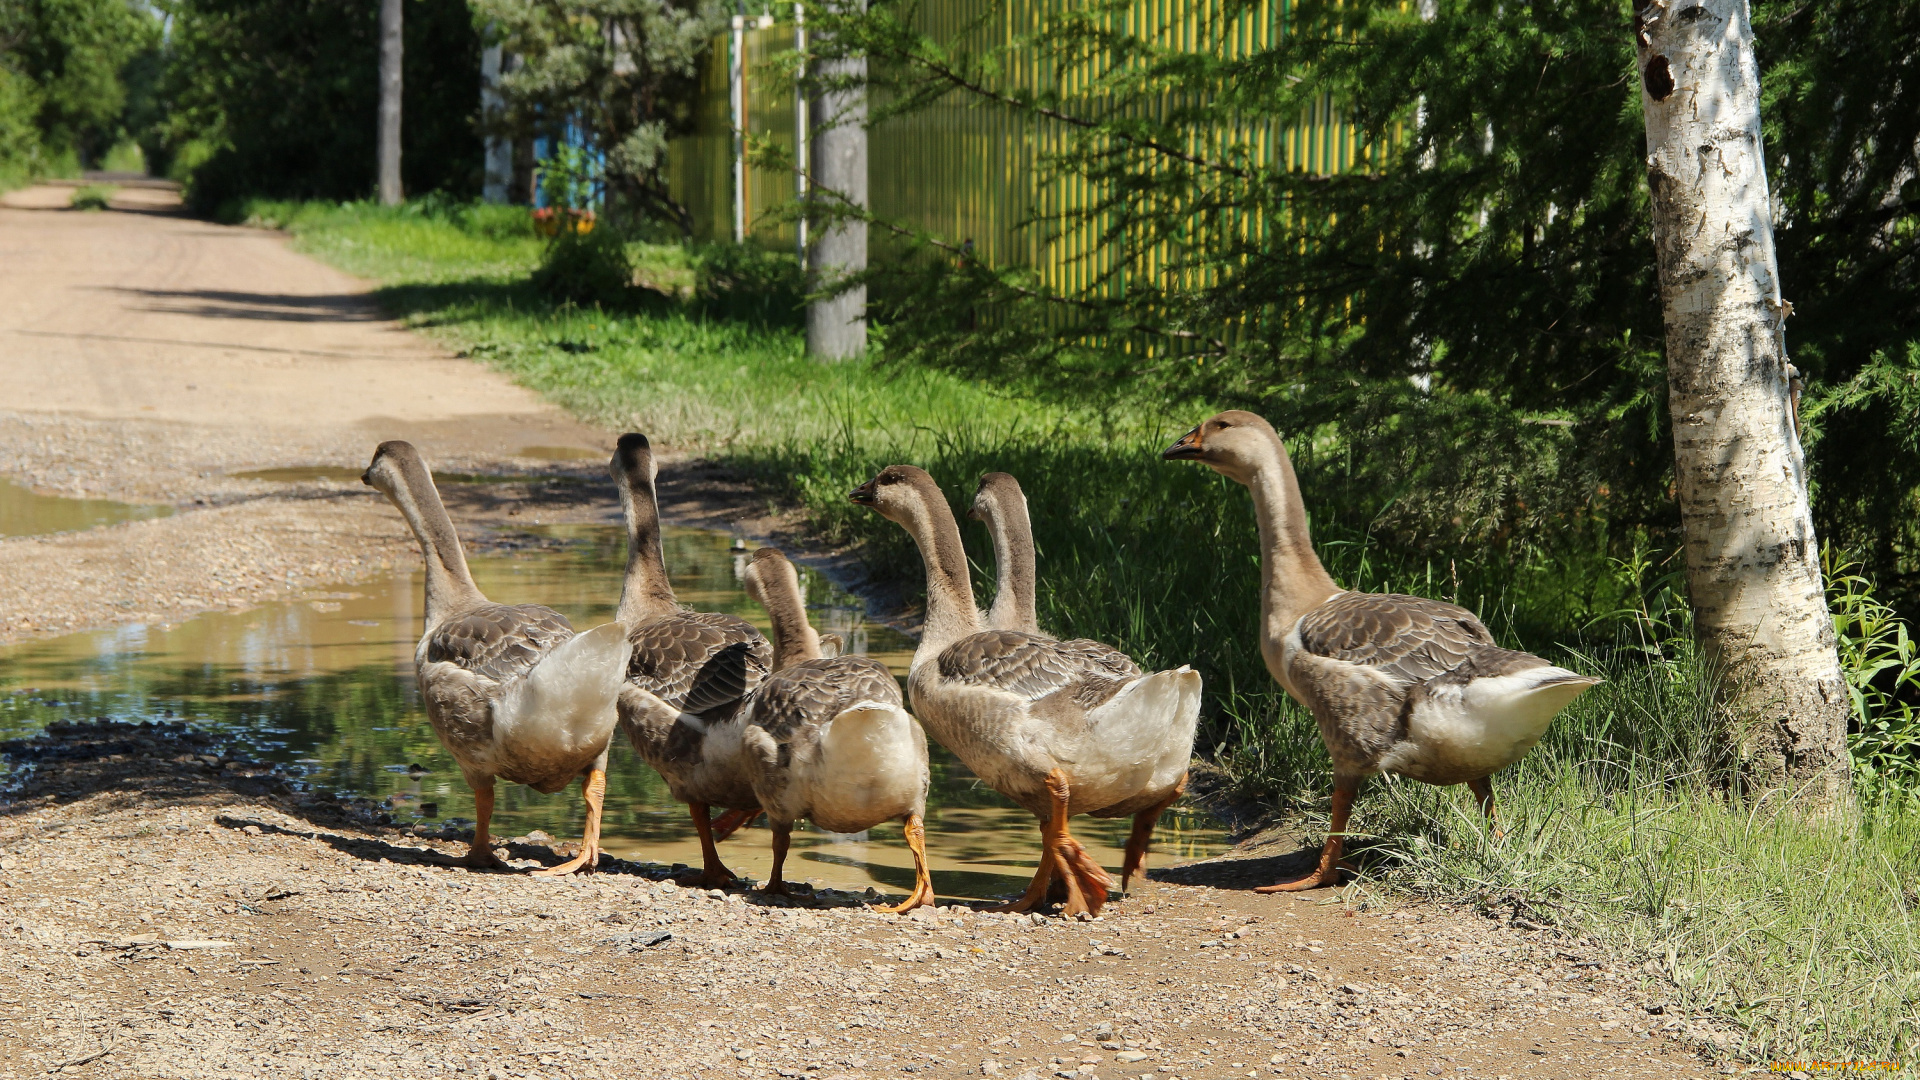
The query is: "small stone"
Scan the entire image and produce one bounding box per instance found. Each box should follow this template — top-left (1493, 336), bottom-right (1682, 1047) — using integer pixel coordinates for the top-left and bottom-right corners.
top-left (1113, 1051), bottom-right (1149, 1064)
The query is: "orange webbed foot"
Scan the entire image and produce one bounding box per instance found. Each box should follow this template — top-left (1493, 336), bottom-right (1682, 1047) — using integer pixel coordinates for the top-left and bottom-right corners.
top-left (530, 842), bottom-right (601, 876)
top-left (1253, 859), bottom-right (1356, 893)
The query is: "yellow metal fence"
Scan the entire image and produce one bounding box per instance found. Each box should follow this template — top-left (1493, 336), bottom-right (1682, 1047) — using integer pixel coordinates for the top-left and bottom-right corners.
top-left (667, 0), bottom-right (1377, 297)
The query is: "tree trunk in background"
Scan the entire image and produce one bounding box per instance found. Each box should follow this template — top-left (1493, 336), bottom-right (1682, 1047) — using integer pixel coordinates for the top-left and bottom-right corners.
top-left (377, 0), bottom-right (404, 206)
top-left (1633, 0), bottom-right (1850, 803)
top-left (480, 43), bottom-right (511, 205)
top-left (806, 2), bottom-right (868, 361)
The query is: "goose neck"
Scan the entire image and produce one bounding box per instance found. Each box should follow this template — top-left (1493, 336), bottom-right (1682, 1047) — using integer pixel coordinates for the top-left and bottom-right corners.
top-left (386, 465), bottom-right (485, 627)
top-left (1246, 442), bottom-right (1339, 642)
top-left (761, 582), bottom-right (822, 671)
top-left (985, 498), bottom-right (1040, 636)
top-left (616, 479), bottom-right (678, 626)
top-left (903, 495), bottom-right (981, 671)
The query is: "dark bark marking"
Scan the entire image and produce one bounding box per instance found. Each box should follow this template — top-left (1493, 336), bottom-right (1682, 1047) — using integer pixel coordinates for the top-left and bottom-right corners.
top-left (1644, 55), bottom-right (1675, 102)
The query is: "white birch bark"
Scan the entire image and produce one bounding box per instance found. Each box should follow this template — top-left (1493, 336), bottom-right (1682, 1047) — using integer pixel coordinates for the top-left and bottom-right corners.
top-left (377, 0), bottom-right (404, 206)
top-left (806, 0), bottom-right (868, 361)
top-left (1632, 0), bottom-right (1849, 800)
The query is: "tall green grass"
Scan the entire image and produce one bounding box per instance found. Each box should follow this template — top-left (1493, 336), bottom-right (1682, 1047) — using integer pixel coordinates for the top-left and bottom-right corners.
top-left (256, 197), bottom-right (1920, 1061)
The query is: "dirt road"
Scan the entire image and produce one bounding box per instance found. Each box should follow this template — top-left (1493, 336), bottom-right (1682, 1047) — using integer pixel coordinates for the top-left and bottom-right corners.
top-left (0, 722), bottom-right (1722, 1080)
top-left (0, 183), bottom-right (609, 641)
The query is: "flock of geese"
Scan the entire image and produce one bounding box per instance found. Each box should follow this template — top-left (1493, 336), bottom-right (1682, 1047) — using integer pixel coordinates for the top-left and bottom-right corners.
top-left (360, 410), bottom-right (1600, 916)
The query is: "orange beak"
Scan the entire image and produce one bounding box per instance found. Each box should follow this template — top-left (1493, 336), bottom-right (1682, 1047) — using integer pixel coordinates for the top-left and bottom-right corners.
top-left (1162, 426), bottom-right (1205, 461)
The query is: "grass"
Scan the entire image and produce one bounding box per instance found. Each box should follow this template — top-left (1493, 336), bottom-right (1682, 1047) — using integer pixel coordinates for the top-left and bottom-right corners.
top-left (249, 196), bottom-right (1920, 1063)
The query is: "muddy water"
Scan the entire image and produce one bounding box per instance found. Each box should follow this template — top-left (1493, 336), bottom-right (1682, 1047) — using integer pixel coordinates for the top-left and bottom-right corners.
top-left (0, 477), bottom-right (172, 537)
top-left (0, 525), bottom-right (1225, 900)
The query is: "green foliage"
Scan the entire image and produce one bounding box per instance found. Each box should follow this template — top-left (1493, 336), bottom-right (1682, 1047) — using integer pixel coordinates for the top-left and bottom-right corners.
top-left (165, 0), bottom-right (483, 209)
top-left (692, 243), bottom-right (806, 326)
top-left (472, 0), bottom-right (725, 231)
top-left (814, 0), bottom-right (1920, 622)
top-left (0, 0), bottom-right (156, 172)
top-left (67, 181), bottom-right (113, 209)
top-left (537, 143), bottom-right (601, 212)
top-left (0, 64), bottom-right (47, 184)
top-left (531, 229), bottom-right (635, 307)
top-left (1827, 546), bottom-right (1920, 793)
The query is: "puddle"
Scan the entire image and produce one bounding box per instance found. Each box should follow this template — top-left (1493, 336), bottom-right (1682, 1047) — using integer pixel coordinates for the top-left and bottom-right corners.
top-left (516, 445), bottom-right (605, 461)
top-left (0, 477), bottom-right (172, 537)
top-left (0, 525), bottom-right (1224, 900)
top-left (231, 466), bottom-right (584, 485)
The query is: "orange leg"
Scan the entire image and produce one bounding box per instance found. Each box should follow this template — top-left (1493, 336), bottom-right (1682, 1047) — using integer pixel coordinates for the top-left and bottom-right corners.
top-left (1121, 771), bottom-right (1189, 893)
top-left (985, 813), bottom-right (1059, 914)
top-left (1047, 770), bottom-right (1114, 918)
top-left (761, 823), bottom-right (793, 895)
top-left (532, 769), bottom-right (606, 876)
top-left (1467, 776), bottom-right (1505, 840)
top-left (457, 781), bottom-right (510, 871)
top-left (675, 803), bottom-right (739, 888)
top-left (875, 813), bottom-right (935, 914)
top-left (1255, 778), bottom-right (1358, 893)
top-left (710, 806), bottom-right (761, 843)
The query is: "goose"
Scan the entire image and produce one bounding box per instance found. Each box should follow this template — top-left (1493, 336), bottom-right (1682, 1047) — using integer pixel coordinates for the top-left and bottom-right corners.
top-left (739, 547), bottom-right (933, 912)
top-left (362, 441), bottom-right (632, 874)
top-left (1162, 410), bottom-right (1601, 891)
top-left (851, 466), bottom-right (1201, 916)
top-left (608, 433), bottom-right (773, 888)
top-left (968, 472), bottom-right (1046, 637)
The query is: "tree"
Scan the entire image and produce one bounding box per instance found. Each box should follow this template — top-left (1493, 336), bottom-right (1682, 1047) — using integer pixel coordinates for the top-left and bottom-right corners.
top-left (0, 0), bottom-right (155, 169)
top-left (806, 0), bottom-right (868, 360)
top-left (1632, 0), bottom-right (1850, 798)
top-left (166, 0), bottom-right (482, 209)
top-left (377, 0), bottom-right (403, 204)
top-left (471, 0), bottom-right (725, 232)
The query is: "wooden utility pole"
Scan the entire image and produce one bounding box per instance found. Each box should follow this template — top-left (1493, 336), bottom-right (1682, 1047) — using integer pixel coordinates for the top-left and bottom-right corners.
top-left (377, 0), bottom-right (404, 205)
top-left (1632, 0), bottom-right (1850, 801)
top-left (806, 0), bottom-right (867, 361)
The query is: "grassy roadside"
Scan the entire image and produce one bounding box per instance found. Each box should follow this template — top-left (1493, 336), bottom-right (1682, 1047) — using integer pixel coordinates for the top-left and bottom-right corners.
top-left (253, 198), bottom-right (1920, 1063)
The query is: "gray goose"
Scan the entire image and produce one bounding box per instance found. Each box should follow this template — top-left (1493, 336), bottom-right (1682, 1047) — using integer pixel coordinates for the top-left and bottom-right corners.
top-left (609, 434), bottom-right (773, 887)
top-left (1163, 410), bottom-right (1601, 891)
top-left (362, 441), bottom-right (632, 873)
top-left (739, 547), bottom-right (933, 912)
top-left (852, 466), bottom-right (1200, 916)
top-left (968, 472), bottom-right (1046, 637)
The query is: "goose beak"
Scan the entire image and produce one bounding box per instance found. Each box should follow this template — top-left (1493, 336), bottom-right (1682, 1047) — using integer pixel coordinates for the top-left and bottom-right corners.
top-left (848, 480), bottom-right (878, 506)
top-left (1162, 427), bottom-right (1205, 461)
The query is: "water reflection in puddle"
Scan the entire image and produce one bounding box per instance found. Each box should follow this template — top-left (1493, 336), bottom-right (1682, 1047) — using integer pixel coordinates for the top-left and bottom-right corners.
top-left (0, 525), bottom-right (1225, 899)
top-left (0, 477), bottom-right (172, 537)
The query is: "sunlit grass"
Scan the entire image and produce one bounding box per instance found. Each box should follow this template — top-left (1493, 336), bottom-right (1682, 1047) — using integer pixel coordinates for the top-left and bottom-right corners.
top-left (257, 196), bottom-right (1920, 1062)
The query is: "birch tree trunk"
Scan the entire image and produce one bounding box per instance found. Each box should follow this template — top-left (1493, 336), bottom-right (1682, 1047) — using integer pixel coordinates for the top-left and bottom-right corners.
top-left (1632, 0), bottom-right (1850, 802)
top-left (377, 0), bottom-right (404, 206)
top-left (806, 0), bottom-right (868, 361)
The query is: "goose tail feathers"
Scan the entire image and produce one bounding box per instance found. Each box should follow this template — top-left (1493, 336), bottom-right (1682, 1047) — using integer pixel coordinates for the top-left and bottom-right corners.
top-left (810, 702), bottom-right (928, 831)
top-left (1079, 667), bottom-right (1203, 779)
top-left (496, 622), bottom-right (634, 756)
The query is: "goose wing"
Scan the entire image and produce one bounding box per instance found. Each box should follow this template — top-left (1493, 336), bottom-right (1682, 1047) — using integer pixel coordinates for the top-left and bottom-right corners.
top-left (937, 630), bottom-right (1143, 705)
top-left (750, 656), bottom-right (901, 742)
top-left (627, 611), bottom-right (772, 720)
top-left (426, 603), bottom-right (575, 683)
top-left (1295, 592), bottom-right (1495, 686)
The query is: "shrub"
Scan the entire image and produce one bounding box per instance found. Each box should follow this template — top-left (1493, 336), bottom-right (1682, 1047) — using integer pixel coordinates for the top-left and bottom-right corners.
top-left (68, 183), bottom-right (115, 210)
top-left (531, 230), bottom-right (632, 307)
top-left (693, 243), bottom-right (804, 326)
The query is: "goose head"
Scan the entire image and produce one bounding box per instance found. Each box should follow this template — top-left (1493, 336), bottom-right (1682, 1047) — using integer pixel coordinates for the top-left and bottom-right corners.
top-left (848, 465), bottom-right (944, 525)
top-left (609, 432), bottom-right (658, 495)
top-left (740, 546), bottom-right (798, 612)
top-left (1162, 410), bottom-right (1281, 486)
top-left (361, 439), bottom-right (428, 496)
top-left (967, 471), bottom-right (1021, 524)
